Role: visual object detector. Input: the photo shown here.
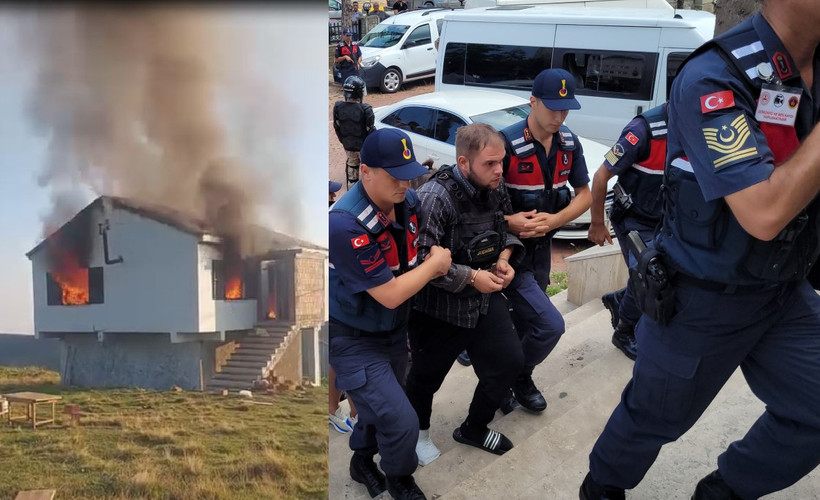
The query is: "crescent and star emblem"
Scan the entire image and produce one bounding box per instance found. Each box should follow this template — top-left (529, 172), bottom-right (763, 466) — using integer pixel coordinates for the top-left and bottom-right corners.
top-left (704, 95), bottom-right (723, 110)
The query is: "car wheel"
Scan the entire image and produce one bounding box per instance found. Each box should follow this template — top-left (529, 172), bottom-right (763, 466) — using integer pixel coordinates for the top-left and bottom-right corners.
top-left (380, 67), bottom-right (402, 93)
top-left (424, 1), bottom-right (434, 5)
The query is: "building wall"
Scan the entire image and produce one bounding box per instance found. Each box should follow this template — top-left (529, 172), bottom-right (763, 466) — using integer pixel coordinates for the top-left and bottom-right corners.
top-left (197, 244), bottom-right (257, 332)
top-left (60, 333), bottom-right (217, 390)
top-left (31, 206), bottom-right (201, 334)
top-left (0, 334), bottom-right (60, 371)
top-left (273, 330), bottom-right (302, 383)
top-left (294, 250), bottom-right (327, 325)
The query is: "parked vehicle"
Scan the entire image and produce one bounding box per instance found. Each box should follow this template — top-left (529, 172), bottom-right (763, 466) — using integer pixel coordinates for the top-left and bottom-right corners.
top-left (358, 9), bottom-right (451, 93)
top-left (435, 6), bottom-right (714, 145)
top-left (373, 89), bottom-right (615, 239)
top-left (464, 0), bottom-right (671, 8)
top-left (411, 0), bottom-right (465, 8)
top-left (329, 0), bottom-right (342, 20)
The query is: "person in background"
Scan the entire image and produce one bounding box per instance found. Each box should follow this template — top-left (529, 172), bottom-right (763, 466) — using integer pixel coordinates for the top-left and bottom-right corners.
top-left (333, 76), bottom-right (374, 190)
top-left (334, 29), bottom-right (362, 84)
top-left (587, 103), bottom-right (669, 361)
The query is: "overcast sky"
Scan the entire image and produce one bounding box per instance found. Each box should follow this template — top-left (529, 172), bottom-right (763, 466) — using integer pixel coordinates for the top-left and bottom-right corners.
top-left (0, 4), bottom-right (327, 334)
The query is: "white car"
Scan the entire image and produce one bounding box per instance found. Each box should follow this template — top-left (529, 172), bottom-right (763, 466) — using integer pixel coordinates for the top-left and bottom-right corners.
top-left (373, 89), bottom-right (615, 239)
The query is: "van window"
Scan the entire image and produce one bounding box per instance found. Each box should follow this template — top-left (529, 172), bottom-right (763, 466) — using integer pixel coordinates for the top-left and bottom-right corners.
top-left (557, 49), bottom-right (657, 100)
top-left (361, 24), bottom-right (410, 48)
top-left (405, 24), bottom-right (432, 48)
top-left (433, 110), bottom-right (467, 145)
top-left (382, 106), bottom-right (435, 137)
top-left (444, 43), bottom-right (552, 90)
top-left (667, 52), bottom-right (688, 97)
top-left (442, 42), bottom-right (467, 85)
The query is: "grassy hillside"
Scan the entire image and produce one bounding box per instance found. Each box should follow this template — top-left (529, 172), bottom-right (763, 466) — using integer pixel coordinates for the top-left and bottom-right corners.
top-left (0, 367), bottom-right (328, 499)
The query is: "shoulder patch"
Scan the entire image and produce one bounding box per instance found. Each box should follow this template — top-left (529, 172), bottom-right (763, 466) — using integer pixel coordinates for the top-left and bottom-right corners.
top-left (625, 132), bottom-right (639, 145)
top-left (701, 113), bottom-right (759, 170)
top-left (351, 234), bottom-right (370, 249)
top-left (604, 143), bottom-right (625, 167)
top-left (700, 90), bottom-right (735, 114)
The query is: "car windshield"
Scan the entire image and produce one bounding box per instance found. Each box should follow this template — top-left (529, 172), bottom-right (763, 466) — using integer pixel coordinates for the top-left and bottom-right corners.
top-left (360, 24), bottom-right (409, 48)
top-left (470, 104), bottom-right (531, 131)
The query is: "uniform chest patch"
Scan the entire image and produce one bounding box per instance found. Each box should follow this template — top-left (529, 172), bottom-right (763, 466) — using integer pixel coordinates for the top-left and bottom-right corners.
top-left (408, 220), bottom-right (417, 234)
top-left (561, 153), bottom-right (569, 165)
top-left (701, 113), bottom-right (759, 170)
top-left (518, 162), bottom-right (534, 173)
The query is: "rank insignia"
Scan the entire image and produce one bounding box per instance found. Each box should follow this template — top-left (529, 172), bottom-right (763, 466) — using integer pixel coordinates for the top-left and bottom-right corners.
top-left (518, 161), bottom-right (534, 173)
top-left (702, 113), bottom-right (759, 170)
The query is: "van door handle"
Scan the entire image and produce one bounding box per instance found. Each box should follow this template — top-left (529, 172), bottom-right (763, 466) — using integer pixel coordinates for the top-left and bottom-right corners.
top-left (427, 47), bottom-right (434, 51)
top-left (636, 105), bottom-right (644, 114)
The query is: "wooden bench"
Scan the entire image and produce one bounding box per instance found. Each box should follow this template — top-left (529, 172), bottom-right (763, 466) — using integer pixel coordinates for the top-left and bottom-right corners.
top-left (3, 392), bottom-right (62, 429)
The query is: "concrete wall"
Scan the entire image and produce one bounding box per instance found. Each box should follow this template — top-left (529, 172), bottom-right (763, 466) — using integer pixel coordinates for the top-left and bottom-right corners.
top-left (60, 333), bottom-right (217, 390)
top-left (565, 242), bottom-right (629, 306)
top-left (295, 250), bottom-right (328, 325)
top-left (31, 205), bottom-right (201, 334)
top-left (0, 334), bottom-right (60, 370)
top-left (273, 330), bottom-right (302, 383)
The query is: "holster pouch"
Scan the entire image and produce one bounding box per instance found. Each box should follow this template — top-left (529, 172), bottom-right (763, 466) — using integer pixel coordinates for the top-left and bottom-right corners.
top-left (626, 231), bottom-right (676, 325)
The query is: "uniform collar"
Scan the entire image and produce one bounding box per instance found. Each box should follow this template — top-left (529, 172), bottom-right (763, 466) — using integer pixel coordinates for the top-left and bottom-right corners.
top-left (752, 13), bottom-right (802, 86)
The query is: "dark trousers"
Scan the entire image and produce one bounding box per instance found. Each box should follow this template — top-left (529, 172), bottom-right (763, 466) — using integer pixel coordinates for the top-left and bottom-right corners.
top-left (588, 279), bottom-right (820, 499)
top-left (406, 293), bottom-right (524, 431)
top-left (506, 269), bottom-right (565, 368)
top-left (612, 217), bottom-right (656, 331)
top-left (330, 324), bottom-right (419, 476)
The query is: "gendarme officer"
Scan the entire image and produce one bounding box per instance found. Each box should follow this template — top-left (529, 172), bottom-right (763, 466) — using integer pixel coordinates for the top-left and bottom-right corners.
top-left (582, 1), bottom-right (820, 498)
top-left (588, 103), bottom-right (669, 360)
top-left (329, 128), bottom-right (451, 500)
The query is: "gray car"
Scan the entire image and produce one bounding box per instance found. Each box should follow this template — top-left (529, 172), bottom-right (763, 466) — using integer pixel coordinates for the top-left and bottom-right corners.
top-left (410, 0), bottom-right (464, 7)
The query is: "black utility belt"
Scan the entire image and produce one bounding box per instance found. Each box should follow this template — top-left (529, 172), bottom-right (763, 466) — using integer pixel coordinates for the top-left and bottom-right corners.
top-left (673, 272), bottom-right (780, 294)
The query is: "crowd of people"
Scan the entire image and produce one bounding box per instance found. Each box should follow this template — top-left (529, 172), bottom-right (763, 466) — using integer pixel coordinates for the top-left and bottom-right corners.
top-left (329, 1), bottom-right (820, 498)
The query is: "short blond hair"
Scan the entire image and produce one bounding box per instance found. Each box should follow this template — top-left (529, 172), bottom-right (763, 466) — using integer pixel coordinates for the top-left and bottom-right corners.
top-left (455, 123), bottom-right (504, 163)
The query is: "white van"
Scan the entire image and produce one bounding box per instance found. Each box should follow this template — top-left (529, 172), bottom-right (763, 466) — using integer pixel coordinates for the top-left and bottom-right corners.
top-left (435, 6), bottom-right (715, 145)
top-left (464, 0), bottom-right (672, 9)
top-left (358, 8), bottom-right (452, 93)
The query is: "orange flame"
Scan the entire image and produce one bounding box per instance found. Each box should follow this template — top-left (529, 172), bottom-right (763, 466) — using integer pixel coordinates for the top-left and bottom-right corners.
top-left (225, 276), bottom-right (242, 300)
top-left (267, 289), bottom-right (276, 319)
top-left (51, 247), bottom-right (89, 305)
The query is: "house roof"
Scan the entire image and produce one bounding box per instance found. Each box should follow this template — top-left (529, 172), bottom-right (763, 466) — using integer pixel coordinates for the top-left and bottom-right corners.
top-left (26, 195), bottom-right (325, 258)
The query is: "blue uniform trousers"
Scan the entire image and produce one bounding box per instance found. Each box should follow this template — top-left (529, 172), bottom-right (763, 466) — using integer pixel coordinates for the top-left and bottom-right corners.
top-left (329, 323), bottom-right (419, 477)
top-left (589, 279), bottom-right (820, 499)
top-left (506, 270), bottom-right (565, 368)
top-left (611, 217), bottom-right (656, 331)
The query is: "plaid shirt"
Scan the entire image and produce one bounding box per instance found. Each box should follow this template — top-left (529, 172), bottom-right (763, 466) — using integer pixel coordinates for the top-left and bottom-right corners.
top-left (412, 166), bottom-right (523, 328)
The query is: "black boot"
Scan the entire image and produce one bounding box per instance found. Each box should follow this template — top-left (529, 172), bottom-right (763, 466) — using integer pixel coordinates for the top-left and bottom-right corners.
top-left (512, 369), bottom-right (547, 412)
top-left (601, 288), bottom-right (625, 329)
top-left (611, 321), bottom-right (638, 360)
top-left (349, 452), bottom-right (386, 498)
top-left (386, 474), bottom-right (427, 500)
top-left (691, 470), bottom-right (743, 499)
top-left (579, 472), bottom-right (625, 500)
top-left (499, 388), bottom-right (521, 415)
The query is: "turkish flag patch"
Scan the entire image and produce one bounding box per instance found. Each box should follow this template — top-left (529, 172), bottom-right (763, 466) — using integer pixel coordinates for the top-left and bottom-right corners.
top-left (351, 234), bottom-right (370, 249)
top-left (700, 90), bottom-right (735, 114)
top-left (625, 132), bottom-right (639, 145)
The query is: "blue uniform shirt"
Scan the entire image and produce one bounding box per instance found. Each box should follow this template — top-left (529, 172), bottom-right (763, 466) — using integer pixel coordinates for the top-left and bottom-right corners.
top-left (660, 13), bottom-right (820, 283)
top-left (329, 193), bottom-right (412, 295)
top-left (603, 117), bottom-right (652, 176)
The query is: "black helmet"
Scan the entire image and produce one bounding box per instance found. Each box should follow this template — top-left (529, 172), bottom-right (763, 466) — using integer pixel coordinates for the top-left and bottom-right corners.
top-left (343, 75), bottom-right (366, 101)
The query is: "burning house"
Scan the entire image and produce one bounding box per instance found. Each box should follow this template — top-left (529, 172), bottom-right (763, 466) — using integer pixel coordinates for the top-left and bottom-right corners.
top-left (26, 196), bottom-right (327, 391)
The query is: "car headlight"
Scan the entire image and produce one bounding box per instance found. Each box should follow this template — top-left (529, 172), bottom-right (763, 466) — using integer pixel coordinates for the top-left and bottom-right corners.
top-left (361, 56), bottom-right (381, 68)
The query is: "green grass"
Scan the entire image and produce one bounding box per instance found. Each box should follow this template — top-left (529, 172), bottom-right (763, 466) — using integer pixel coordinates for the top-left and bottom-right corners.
top-left (547, 271), bottom-right (569, 296)
top-left (0, 367), bottom-right (328, 499)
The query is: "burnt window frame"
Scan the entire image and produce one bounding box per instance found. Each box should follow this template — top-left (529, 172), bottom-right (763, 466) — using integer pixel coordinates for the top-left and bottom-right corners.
top-left (46, 266), bottom-right (104, 306)
top-left (211, 259), bottom-right (258, 301)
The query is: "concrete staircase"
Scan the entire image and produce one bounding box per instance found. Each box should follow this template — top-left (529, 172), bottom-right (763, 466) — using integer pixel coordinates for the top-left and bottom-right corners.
top-left (328, 290), bottom-right (820, 499)
top-left (207, 324), bottom-right (297, 391)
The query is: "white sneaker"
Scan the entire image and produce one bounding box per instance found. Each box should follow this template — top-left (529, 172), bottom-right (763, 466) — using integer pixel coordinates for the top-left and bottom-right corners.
top-left (416, 429), bottom-right (441, 466)
top-left (329, 406), bottom-right (353, 434)
top-left (346, 413), bottom-right (358, 430)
